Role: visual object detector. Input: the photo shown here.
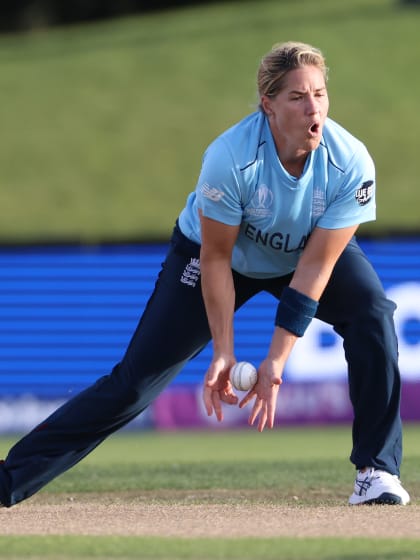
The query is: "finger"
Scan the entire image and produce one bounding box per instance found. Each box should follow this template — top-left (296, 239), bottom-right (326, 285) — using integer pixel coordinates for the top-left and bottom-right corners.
top-left (239, 389), bottom-right (256, 409)
top-left (266, 395), bottom-right (277, 429)
top-left (220, 390), bottom-right (238, 405)
top-left (211, 390), bottom-right (223, 422)
top-left (258, 404), bottom-right (268, 432)
top-left (202, 385), bottom-right (214, 417)
top-left (202, 364), bottom-right (222, 416)
top-left (267, 381), bottom-right (282, 428)
top-left (248, 398), bottom-right (263, 426)
top-left (205, 368), bottom-right (219, 388)
top-left (266, 406), bottom-right (275, 429)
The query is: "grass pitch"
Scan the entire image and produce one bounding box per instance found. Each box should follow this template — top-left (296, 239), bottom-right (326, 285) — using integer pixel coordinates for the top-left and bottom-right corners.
top-left (46, 424), bottom-right (420, 503)
top-left (1, 536), bottom-right (420, 560)
top-left (0, 425), bottom-right (419, 559)
top-left (1, 425), bottom-right (419, 501)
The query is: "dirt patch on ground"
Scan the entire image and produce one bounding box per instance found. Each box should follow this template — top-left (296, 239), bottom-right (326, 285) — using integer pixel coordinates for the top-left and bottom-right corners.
top-left (1, 491), bottom-right (419, 538)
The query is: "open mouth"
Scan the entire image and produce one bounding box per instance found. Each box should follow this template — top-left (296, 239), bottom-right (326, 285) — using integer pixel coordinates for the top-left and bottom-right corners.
top-left (309, 123), bottom-right (320, 135)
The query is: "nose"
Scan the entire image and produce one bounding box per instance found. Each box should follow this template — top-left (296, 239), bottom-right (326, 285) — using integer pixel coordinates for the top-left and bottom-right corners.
top-left (305, 94), bottom-right (319, 115)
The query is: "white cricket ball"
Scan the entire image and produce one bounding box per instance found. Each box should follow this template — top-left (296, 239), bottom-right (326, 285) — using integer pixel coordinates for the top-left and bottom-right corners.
top-left (229, 361), bottom-right (258, 391)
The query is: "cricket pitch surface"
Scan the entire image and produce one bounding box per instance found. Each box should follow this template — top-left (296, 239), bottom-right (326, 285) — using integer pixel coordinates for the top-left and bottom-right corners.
top-left (1, 491), bottom-right (419, 537)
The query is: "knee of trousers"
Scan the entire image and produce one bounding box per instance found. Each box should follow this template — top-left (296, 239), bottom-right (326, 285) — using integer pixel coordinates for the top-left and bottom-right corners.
top-left (338, 293), bottom-right (399, 353)
top-left (103, 361), bottom-right (177, 413)
top-left (350, 292), bottom-right (397, 323)
top-left (90, 370), bottom-right (152, 418)
top-left (341, 299), bottom-right (400, 374)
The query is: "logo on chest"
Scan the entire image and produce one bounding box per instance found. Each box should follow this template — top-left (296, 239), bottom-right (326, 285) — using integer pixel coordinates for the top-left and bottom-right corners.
top-left (245, 184), bottom-right (274, 218)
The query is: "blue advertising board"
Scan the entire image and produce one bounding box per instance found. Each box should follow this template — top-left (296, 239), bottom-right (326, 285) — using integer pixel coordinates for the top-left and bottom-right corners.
top-left (0, 237), bottom-right (419, 431)
top-left (1, 237), bottom-right (419, 395)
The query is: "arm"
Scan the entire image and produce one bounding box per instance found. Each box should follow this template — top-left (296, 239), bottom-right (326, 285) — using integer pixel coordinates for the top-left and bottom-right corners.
top-left (240, 224), bottom-right (359, 432)
top-left (199, 211), bottom-right (241, 421)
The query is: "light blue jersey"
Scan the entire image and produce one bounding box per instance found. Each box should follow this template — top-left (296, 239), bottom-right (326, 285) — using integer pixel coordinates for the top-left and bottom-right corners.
top-left (178, 111), bottom-right (375, 279)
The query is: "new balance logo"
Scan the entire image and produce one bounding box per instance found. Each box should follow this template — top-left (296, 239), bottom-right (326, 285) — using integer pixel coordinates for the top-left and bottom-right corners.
top-left (201, 183), bottom-right (225, 202)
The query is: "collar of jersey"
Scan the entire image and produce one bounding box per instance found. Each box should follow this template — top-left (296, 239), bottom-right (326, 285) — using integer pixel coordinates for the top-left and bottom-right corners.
top-left (263, 117), bottom-right (314, 190)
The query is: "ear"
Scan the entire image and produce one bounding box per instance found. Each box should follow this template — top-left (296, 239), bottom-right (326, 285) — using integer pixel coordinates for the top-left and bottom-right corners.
top-left (260, 95), bottom-right (273, 116)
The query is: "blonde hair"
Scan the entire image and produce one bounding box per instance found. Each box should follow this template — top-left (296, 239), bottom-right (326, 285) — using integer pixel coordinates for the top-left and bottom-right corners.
top-left (257, 41), bottom-right (328, 108)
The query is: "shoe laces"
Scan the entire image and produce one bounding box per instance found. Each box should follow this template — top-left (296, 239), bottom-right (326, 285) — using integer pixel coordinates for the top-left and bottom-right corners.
top-left (355, 468), bottom-right (374, 496)
top-left (355, 468), bottom-right (401, 496)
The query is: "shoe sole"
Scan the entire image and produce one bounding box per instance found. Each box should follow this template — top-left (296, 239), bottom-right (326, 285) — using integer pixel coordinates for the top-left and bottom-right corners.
top-left (350, 492), bottom-right (405, 506)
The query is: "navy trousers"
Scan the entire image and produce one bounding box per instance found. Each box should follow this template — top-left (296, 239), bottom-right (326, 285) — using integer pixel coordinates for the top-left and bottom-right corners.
top-left (0, 226), bottom-right (402, 506)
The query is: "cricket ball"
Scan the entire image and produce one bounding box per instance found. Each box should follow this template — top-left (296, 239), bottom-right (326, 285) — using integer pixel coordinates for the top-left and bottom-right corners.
top-left (229, 361), bottom-right (258, 391)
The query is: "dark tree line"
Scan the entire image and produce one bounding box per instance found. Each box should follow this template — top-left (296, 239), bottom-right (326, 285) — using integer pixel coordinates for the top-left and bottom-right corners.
top-left (0, 0), bottom-right (417, 33)
top-left (0, 0), bottom-right (234, 32)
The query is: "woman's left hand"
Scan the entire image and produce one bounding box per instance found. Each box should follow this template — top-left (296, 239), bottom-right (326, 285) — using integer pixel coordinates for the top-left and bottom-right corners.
top-left (239, 358), bottom-right (283, 432)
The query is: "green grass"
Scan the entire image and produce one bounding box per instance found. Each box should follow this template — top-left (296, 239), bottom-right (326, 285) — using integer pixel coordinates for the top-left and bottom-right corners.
top-left (1, 425), bottom-right (419, 500)
top-left (0, 536), bottom-right (420, 560)
top-left (0, 425), bottom-right (419, 558)
top-left (36, 424), bottom-right (420, 500)
top-left (0, 0), bottom-right (419, 242)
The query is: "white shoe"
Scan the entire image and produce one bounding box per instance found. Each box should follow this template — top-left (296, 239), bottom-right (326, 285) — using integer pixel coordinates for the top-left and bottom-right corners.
top-left (349, 467), bottom-right (410, 505)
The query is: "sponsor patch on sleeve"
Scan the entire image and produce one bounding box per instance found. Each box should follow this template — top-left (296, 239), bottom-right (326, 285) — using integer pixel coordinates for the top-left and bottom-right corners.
top-left (355, 180), bottom-right (374, 206)
top-left (201, 183), bottom-right (225, 202)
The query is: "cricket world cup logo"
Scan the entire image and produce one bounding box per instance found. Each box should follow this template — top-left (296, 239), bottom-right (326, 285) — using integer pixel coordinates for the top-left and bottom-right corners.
top-left (246, 184), bottom-right (274, 218)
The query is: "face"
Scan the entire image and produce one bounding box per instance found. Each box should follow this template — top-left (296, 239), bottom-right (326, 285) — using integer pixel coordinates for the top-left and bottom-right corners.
top-left (261, 65), bottom-right (329, 161)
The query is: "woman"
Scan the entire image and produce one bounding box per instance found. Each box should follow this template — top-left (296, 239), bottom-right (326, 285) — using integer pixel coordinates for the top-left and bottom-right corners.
top-left (0, 42), bottom-right (409, 507)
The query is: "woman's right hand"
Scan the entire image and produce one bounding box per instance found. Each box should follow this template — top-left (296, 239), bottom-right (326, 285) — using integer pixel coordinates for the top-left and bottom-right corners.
top-left (202, 356), bottom-right (239, 422)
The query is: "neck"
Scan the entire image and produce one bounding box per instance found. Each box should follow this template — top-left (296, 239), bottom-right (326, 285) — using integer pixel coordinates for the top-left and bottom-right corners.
top-left (280, 153), bottom-right (308, 178)
top-left (268, 124), bottom-right (309, 178)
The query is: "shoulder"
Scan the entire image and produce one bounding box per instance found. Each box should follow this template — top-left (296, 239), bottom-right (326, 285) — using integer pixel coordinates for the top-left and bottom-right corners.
top-left (319, 118), bottom-right (374, 173)
top-left (203, 111), bottom-right (267, 171)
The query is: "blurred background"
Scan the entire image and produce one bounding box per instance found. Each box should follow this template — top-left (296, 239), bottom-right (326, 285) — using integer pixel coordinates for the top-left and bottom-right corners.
top-left (0, 0), bottom-right (419, 432)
